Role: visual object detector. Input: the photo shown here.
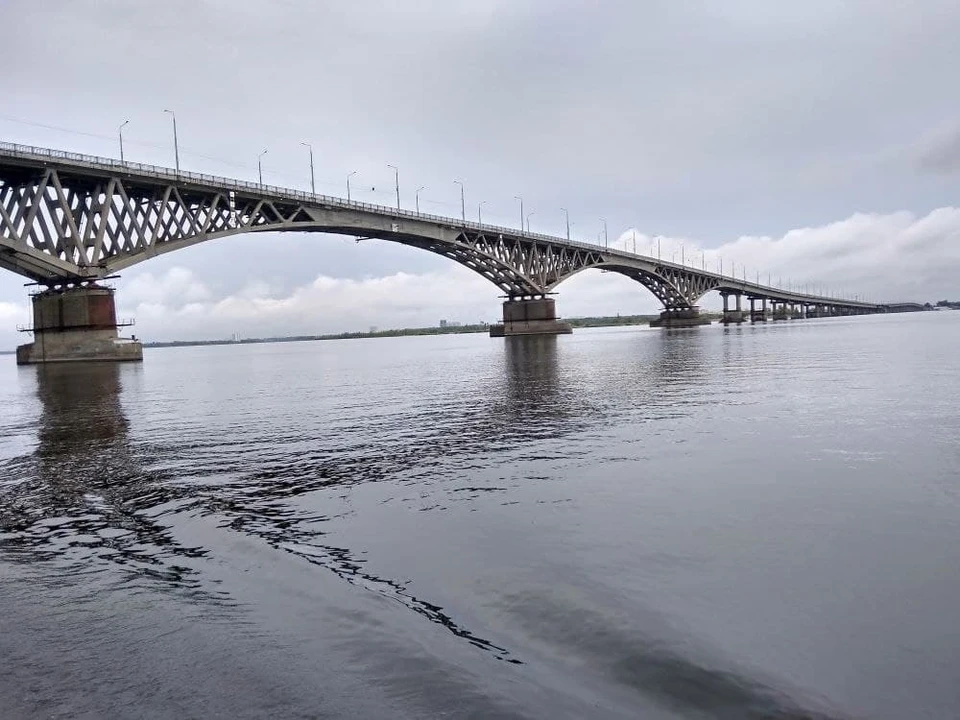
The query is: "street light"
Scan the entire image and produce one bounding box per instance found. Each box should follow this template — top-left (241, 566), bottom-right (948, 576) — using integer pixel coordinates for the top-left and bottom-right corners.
top-left (300, 142), bottom-right (315, 194)
top-left (478, 200), bottom-right (486, 227)
top-left (561, 208), bottom-right (570, 241)
top-left (526, 211), bottom-right (535, 233)
top-left (514, 195), bottom-right (524, 233)
top-left (347, 171), bottom-right (357, 201)
top-left (118, 120), bottom-right (129, 163)
top-left (416, 186), bottom-right (425, 214)
top-left (453, 179), bottom-right (465, 223)
top-left (162, 109), bottom-right (179, 173)
top-left (257, 148), bottom-right (268, 187)
top-left (600, 218), bottom-right (608, 248)
top-left (387, 164), bottom-right (400, 210)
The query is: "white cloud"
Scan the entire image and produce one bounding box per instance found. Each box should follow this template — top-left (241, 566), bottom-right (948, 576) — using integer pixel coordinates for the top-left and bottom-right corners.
top-left (122, 267), bottom-right (212, 307)
top-left (616, 206), bottom-right (960, 304)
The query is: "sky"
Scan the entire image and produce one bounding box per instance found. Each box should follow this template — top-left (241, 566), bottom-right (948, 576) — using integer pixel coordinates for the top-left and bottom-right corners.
top-left (1, 0), bottom-right (958, 346)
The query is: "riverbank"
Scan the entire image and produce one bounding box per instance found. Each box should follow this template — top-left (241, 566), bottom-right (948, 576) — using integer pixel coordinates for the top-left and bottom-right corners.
top-left (141, 314), bottom-right (685, 349)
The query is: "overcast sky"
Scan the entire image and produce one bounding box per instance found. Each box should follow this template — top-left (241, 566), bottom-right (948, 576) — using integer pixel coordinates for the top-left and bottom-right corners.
top-left (1, 0), bottom-right (959, 345)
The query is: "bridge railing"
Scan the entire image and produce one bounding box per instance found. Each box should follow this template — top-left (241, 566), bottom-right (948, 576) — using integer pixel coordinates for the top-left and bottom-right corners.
top-left (0, 141), bottom-right (876, 307)
top-left (0, 140), bottom-right (615, 255)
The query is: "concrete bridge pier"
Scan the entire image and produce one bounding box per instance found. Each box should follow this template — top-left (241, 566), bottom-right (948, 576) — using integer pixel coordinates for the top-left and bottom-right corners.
top-left (721, 292), bottom-right (746, 324)
top-left (489, 297), bottom-right (573, 337)
top-left (772, 300), bottom-right (790, 321)
top-left (16, 285), bottom-right (143, 365)
top-left (649, 307), bottom-right (712, 328)
top-left (750, 297), bottom-right (768, 322)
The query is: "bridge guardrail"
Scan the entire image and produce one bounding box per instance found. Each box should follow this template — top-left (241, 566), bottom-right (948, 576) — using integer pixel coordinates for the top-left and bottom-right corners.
top-left (0, 141), bottom-right (877, 307)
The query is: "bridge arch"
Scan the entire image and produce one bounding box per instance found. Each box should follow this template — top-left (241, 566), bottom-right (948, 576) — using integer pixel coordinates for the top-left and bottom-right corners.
top-left (544, 259), bottom-right (720, 311)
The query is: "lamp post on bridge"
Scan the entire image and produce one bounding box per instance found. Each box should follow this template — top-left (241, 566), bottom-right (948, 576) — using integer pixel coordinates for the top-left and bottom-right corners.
top-left (257, 148), bottom-right (268, 187)
top-left (387, 164), bottom-right (400, 210)
top-left (454, 180), bottom-right (465, 223)
top-left (561, 208), bottom-right (570, 241)
top-left (118, 120), bottom-right (129, 163)
top-left (478, 201), bottom-right (486, 228)
top-left (416, 186), bottom-right (425, 214)
top-left (347, 171), bottom-right (357, 201)
top-left (514, 195), bottom-right (524, 234)
top-left (526, 211), bottom-right (535, 233)
top-left (600, 218), bottom-right (608, 248)
top-left (162, 109), bottom-right (179, 173)
top-left (300, 142), bottom-right (315, 194)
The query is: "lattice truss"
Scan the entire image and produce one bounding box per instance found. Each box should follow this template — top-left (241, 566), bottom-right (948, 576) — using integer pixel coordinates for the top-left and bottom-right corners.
top-left (599, 263), bottom-right (719, 309)
top-left (0, 168), bottom-right (311, 280)
top-left (417, 231), bottom-right (607, 297)
top-left (0, 167), bottom-right (716, 309)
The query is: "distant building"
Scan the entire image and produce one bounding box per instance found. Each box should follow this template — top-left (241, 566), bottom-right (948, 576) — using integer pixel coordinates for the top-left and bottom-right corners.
top-left (439, 319), bottom-right (448, 327)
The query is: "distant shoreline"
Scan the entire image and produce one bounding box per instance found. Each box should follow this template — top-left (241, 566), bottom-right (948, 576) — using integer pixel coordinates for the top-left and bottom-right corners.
top-left (141, 315), bottom-right (669, 349)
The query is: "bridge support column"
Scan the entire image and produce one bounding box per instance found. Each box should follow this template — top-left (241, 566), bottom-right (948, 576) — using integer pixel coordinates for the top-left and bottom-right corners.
top-left (750, 297), bottom-right (768, 322)
top-left (772, 301), bottom-right (789, 321)
top-left (489, 297), bottom-right (572, 337)
top-left (15, 285), bottom-right (143, 365)
top-left (650, 307), bottom-right (711, 328)
top-left (720, 292), bottom-right (746, 324)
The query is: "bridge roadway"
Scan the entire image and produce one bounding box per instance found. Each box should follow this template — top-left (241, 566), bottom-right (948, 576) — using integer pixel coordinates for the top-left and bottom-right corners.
top-left (0, 141), bottom-right (898, 363)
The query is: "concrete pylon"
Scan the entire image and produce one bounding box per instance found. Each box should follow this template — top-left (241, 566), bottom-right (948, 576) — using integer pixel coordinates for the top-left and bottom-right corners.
top-left (16, 285), bottom-right (143, 364)
top-left (489, 297), bottom-right (572, 337)
top-left (649, 307), bottom-right (711, 328)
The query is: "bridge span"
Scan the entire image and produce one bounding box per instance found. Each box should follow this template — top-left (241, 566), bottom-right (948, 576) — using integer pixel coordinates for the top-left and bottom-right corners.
top-left (0, 142), bottom-right (892, 363)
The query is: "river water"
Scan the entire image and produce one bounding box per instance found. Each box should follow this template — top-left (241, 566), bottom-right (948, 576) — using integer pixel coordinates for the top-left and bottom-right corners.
top-left (1, 312), bottom-right (958, 719)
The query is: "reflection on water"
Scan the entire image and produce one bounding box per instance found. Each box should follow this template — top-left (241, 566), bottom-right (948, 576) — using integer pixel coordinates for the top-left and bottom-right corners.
top-left (0, 363), bottom-right (215, 596)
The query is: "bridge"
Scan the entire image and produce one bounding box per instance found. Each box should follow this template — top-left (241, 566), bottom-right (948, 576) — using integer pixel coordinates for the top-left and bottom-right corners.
top-left (0, 141), bottom-right (894, 363)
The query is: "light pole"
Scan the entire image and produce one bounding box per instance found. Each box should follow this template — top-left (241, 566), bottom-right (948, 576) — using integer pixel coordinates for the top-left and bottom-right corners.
top-left (162, 109), bottom-right (179, 173)
top-left (257, 148), bottom-right (268, 187)
top-left (514, 195), bottom-right (524, 233)
top-left (600, 218), bottom-right (608, 248)
top-left (387, 164), bottom-right (400, 210)
top-left (347, 171), bottom-right (357, 201)
top-left (300, 142), bottom-right (315, 194)
top-left (561, 207), bottom-right (570, 241)
top-left (658, 236), bottom-right (662, 260)
top-left (416, 186), bottom-right (425, 214)
top-left (453, 180), bottom-right (465, 223)
top-left (478, 200), bottom-right (486, 227)
top-left (526, 211), bottom-right (535, 233)
top-left (681, 243), bottom-right (685, 266)
top-left (118, 120), bottom-right (129, 163)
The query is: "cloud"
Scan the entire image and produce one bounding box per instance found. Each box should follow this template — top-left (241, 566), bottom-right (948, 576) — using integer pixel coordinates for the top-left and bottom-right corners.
top-left (122, 267), bottom-right (212, 308)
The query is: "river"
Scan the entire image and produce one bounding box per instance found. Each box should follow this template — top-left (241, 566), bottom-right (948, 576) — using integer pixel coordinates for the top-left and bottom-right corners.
top-left (2, 312), bottom-right (959, 719)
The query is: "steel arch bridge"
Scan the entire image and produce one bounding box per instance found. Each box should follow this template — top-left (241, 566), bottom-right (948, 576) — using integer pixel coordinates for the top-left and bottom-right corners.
top-left (0, 141), bottom-right (880, 315)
